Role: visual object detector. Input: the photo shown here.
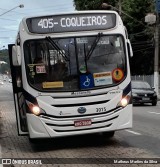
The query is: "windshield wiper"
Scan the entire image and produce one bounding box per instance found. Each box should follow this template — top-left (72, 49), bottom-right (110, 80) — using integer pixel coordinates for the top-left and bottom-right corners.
top-left (46, 36), bottom-right (69, 61)
top-left (86, 32), bottom-right (102, 60)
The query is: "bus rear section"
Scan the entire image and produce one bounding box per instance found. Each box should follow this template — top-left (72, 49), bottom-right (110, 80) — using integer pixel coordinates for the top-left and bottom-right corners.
top-left (8, 11), bottom-right (133, 140)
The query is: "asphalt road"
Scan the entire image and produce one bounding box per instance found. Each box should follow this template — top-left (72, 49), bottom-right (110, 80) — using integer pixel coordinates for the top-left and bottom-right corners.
top-left (0, 83), bottom-right (160, 166)
top-left (0, 82), bottom-right (13, 101)
top-left (116, 103), bottom-right (160, 156)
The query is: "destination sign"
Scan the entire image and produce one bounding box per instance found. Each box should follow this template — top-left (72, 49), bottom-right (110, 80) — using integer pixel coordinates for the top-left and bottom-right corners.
top-left (26, 13), bottom-right (116, 34)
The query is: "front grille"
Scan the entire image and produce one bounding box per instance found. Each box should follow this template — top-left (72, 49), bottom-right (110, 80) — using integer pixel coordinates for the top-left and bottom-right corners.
top-left (52, 100), bottom-right (109, 107)
top-left (138, 93), bottom-right (154, 97)
top-left (43, 115), bottom-right (119, 133)
top-left (54, 123), bottom-right (112, 132)
top-left (45, 116), bottom-right (118, 127)
top-left (41, 107), bottom-right (121, 119)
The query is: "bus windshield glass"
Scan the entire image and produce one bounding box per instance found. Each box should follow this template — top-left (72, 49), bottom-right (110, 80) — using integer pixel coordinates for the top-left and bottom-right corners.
top-left (24, 35), bottom-right (126, 92)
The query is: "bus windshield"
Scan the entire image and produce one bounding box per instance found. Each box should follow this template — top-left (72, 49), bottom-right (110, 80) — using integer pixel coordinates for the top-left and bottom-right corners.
top-left (24, 34), bottom-right (126, 92)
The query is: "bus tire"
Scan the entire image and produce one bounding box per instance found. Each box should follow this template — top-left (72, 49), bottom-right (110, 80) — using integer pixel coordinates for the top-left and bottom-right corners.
top-left (29, 137), bottom-right (38, 144)
top-left (152, 101), bottom-right (157, 106)
top-left (102, 131), bottom-right (115, 138)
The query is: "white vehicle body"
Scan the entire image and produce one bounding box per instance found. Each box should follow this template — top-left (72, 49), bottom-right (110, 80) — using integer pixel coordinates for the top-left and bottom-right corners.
top-left (8, 11), bottom-right (133, 140)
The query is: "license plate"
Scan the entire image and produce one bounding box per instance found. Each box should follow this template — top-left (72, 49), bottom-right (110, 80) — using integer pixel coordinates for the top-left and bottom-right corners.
top-left (74, 120), bottom-right (92, 127)
top-left (142, 97), bottom-right (150, 100)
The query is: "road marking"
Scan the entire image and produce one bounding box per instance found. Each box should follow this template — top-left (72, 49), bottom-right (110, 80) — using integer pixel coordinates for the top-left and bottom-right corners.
top-left (125, 130), bottom-right (141, 135)
top-left (0, 145), bottom-right (3, 167)
top-left (148, 112), bottom-right (160, 115)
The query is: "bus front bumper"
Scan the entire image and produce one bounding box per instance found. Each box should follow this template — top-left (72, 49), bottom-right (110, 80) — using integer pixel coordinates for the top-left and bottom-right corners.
top-left (27, 104), bottom-right (132, 139)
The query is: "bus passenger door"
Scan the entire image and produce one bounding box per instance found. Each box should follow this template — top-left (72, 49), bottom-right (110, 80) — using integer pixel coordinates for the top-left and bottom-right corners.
top-left (8, 44), bottom-right (28, 135)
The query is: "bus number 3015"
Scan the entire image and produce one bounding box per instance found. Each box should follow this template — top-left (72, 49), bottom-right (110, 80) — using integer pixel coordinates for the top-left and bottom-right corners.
top-left (96, 107), bottom-right (107, 112)
top-left (38, 19), bottom-right (54, 28)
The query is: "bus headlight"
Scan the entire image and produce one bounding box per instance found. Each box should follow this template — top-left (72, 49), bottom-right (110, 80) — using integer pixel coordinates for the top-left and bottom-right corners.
top-left (32, 106), bottom-right (41, 115)
top-left (117, 95), bottom-right (131, 108)
top-left (26, 100), bottom-right (46, 116)
top-left (120, 98), bottom-right (128, 107)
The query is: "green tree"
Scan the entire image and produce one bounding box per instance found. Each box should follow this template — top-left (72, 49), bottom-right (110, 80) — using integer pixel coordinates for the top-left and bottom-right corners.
top-left (0, 63), bottom-right (8, 74)
top-left (122, 0), bottom-right (155, 75)
top-left (0, 49), bottom-right (10, 74)
top-left (74, 0), bottom-right (118, 10)
top-left (122, 0), bottom-right (154, 34)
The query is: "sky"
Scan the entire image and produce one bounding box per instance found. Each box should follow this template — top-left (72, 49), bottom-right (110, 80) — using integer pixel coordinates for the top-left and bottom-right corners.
top-left (0, 0), bottom-right (75, 49)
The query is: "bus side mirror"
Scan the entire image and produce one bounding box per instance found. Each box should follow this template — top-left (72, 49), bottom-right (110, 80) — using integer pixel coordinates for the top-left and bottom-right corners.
top-left (12, 45), bottom-right (21, 66)
top-left (127, 39), bottom-right (133, 57)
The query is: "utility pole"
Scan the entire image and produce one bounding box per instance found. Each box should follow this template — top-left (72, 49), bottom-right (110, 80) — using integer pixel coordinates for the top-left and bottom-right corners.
top-left (154, 13), bottom-right (159, 95)
top-left (145, 1), bottom-right (160, 96)
top-left (118, 0), bottom-right (122, 16)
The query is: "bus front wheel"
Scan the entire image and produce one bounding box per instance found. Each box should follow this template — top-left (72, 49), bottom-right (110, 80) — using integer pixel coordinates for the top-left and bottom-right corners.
top-left (28, 137), bottom-right (41, 144)
top-left (102, 131), bottom-right (115, 138)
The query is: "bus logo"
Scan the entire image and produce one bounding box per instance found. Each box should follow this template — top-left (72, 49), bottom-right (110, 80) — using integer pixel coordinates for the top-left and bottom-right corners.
top-left (77, 107), bottom-right (86, 114)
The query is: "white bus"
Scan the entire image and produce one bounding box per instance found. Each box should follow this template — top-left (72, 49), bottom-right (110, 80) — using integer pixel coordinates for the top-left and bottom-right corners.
top-left (8, 11), bottom-right (133, 142)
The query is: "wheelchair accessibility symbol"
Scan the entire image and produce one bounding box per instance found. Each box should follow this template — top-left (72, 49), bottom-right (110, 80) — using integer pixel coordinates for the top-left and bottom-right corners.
top-left (83, 76), bottom-right (90, 87)
top-left (80, 74), bottom-right (94, 89)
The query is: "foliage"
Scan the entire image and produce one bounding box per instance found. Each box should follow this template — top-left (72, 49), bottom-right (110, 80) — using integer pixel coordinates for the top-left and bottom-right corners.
top-left (74, 0), bottom-right (118, 10)
top-left (122, 0), bottom-right (155, 75)
top-left (0, 49), bottom-right (10, 74)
